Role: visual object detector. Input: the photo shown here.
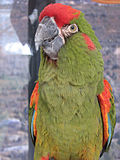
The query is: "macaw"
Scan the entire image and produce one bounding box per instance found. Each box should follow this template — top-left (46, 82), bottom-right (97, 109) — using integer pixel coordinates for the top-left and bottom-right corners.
top-left (29, 3), bottom-right (116, 160)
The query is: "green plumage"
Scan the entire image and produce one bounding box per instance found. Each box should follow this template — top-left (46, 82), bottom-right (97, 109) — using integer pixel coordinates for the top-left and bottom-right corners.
top-left (33, 13), bottom-right (105, 159)
top-left (71, 12), bottom-right (102, 51)
top-left (107, 90), bottom-right (116, 151)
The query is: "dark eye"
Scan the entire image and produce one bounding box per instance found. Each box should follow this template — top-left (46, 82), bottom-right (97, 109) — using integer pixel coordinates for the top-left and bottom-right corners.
top-left (69, 24), bottom-right (78, 33)
top-left (71, 25), bottom-right (75, 30)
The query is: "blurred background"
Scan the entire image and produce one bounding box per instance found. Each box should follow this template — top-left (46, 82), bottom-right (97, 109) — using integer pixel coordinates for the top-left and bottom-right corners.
top-left (0, 0), bottom-right (120, 160)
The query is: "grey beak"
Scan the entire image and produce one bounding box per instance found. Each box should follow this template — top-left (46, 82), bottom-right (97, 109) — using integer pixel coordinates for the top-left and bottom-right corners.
top-left (35, 23), bottom-right (45, 51)
top-left (34, 16), bottom-right (65, 59)
top-left (34, 16), bottom-right (58, 51)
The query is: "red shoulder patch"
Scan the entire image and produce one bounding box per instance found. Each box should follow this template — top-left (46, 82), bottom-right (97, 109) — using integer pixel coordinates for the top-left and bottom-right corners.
top-left (82, 33), bottom-right (96, 50)
top-left (30, 81), bottom-right (39, 111)
top-left (97, 79), bottom-right (112, 146)
top-left (39, 3), bottom-right (80, 28)
top-left (30, 81), bottom-right (39, 137)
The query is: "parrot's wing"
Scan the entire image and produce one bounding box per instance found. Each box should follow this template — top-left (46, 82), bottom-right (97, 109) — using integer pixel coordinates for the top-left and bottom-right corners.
top-left (97, 79), bottom-right (116, 156)
top-left (29, 81), bottom-right (39, 145)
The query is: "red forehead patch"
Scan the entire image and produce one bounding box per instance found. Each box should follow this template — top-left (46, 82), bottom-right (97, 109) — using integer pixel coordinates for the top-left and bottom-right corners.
top-left (39, 3), bottom-right (80, 28)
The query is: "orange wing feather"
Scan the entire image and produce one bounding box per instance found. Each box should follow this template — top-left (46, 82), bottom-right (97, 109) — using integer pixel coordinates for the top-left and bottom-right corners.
top-left (30, 81), bottom-right (39, 137)
top-left (97, 79), bottom-right (112, 146)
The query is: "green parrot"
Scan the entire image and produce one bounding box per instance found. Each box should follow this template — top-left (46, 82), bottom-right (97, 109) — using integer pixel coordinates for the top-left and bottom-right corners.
top-left (29, 3), bottom-right (116, 160)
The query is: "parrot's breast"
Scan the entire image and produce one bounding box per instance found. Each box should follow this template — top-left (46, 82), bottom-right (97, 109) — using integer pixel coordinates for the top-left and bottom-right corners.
top-left (36, 78), bottom-right (103, 160)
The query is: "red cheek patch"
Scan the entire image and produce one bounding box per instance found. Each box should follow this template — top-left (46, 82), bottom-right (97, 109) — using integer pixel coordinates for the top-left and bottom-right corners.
top-left (82, 33), bottom-right (96, 50)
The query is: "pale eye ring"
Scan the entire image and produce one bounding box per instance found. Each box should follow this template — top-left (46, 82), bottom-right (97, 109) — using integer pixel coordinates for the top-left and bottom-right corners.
top-left (69, 24), bottom-right (78, 33)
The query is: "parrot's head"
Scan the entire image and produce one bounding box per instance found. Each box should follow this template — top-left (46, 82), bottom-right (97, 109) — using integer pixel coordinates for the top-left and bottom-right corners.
top-left (36, 3), bottom-right (104, 91)
top-left (35, 3), bottom-right (101, 60)
top-left (35, 3), bottom-right (81, 60)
